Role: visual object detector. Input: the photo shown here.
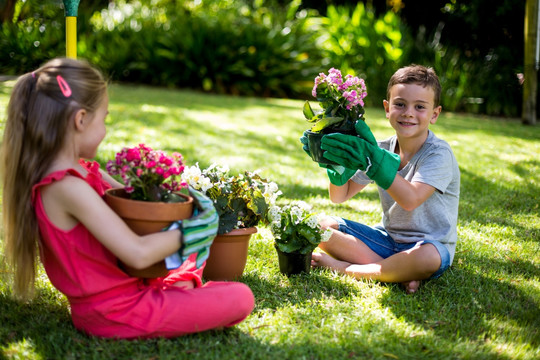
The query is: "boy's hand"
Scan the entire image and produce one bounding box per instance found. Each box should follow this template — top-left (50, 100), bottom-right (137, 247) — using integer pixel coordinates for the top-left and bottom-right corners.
top-left (321, 127), bottom-right (400, 190)
top-left (300, 131), bottom-right (356, 186)
top-left (165, 189), bottom-right (219, 268)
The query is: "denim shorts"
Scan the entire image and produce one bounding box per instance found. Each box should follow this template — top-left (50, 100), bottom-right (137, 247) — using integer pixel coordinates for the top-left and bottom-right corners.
top-left (334, 217), bottom-right (451, 279)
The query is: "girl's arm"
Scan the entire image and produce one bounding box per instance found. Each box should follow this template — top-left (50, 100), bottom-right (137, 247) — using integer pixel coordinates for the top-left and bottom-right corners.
top-left (99, 169), bottom-right (124, 188)
top-left (42, 176), bottom-right (180, 269)
top-left (328, 180), bottom-right (367, 204)
top-left (386, 175), bottom-right (436, 211)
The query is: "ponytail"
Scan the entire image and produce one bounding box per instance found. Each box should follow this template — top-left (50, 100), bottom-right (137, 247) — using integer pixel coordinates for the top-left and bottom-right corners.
top-left (1, 58), bottom-right (107, 299)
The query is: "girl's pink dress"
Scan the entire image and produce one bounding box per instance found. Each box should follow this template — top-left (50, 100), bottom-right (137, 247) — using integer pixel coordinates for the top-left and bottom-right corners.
top-left (31, 160), bottom-right (254, 339)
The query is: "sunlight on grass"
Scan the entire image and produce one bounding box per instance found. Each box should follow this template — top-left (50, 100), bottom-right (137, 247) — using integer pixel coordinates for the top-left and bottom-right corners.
top-left (2, 339), bottom-right (40, 360)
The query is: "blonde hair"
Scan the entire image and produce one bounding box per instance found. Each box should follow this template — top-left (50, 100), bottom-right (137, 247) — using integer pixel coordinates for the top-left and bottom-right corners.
top-left (1, 57), bottom-right (107, 299)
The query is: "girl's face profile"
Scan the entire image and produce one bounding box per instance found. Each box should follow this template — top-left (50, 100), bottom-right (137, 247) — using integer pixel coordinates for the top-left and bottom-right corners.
top-left (80, 92), bottom-right (109, 159)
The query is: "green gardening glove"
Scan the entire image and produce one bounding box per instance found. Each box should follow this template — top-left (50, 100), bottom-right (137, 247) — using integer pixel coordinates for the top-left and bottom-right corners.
top-left (164, 189), bottom-right (219, 268)
top-left (321, 122), bottom-right (401, 190)
top-left (300, 131), bottom-right (356, 186)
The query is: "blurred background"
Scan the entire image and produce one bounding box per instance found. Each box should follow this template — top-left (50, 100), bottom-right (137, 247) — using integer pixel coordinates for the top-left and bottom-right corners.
top-left (0, 0), bottom-right (524, 117)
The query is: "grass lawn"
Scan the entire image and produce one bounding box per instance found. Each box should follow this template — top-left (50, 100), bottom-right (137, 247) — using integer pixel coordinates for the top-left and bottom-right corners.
top-left (0, 81), bottom-right (539, 359)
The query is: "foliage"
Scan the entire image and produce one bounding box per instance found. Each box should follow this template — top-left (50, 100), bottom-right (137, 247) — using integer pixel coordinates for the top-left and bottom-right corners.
top-left (182, 163), bottom-right (281, 235)
top-left (268, 201), bottom-right (332, 254)
top-left (106, 144), bottom-right (187, 202)
top-left (303, 68), bottom-right (367, 133)
top-left (313, 3), bottom-right (404, 108)
top-left (0, 0), bottom-right (526, 117)
top-left (0, 0), bottom-right (64, 74)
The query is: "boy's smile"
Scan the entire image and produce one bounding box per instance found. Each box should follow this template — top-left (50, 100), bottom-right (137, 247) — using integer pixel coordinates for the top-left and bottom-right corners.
top-left (383, 83), bottom-right (441, 144)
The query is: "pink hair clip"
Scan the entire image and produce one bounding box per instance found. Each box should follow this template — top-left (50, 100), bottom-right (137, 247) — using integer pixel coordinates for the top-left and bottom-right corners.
top-left (31, 72), bottom-right (36, 78)
top-left (56, 75), bottom-right (72, 97)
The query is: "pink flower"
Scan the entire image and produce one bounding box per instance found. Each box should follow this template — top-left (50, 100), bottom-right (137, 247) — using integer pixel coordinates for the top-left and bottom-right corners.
top-left (106, 144), bottom-right (188, 199)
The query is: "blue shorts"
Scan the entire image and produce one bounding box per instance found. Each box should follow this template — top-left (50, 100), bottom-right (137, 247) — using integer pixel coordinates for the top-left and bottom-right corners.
top-left (334, 217), bottom-right (451, 279)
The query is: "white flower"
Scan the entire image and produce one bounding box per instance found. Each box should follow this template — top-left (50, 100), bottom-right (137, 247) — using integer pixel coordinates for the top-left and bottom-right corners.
top-left (305, 214), bottom-right (318, 229)
top-left (321, 228), bottom-right (333, 242)
top-left (270, 220), bottom-right (282, 233)
top-left (199, 176), bottom-right (213, 192)
top-left (182, 164), bottom-right (202, 188)
top-left (268, 206), bottom-right (282, 222)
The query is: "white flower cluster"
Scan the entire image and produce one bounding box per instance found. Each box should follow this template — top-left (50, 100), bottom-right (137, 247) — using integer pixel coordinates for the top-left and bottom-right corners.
top-left (182, 163), bottom-right (213, 192)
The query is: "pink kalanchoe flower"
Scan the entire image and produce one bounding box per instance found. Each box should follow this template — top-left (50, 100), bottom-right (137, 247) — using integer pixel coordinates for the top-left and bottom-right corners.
top-left (106, 144), bottom-right (187, 201)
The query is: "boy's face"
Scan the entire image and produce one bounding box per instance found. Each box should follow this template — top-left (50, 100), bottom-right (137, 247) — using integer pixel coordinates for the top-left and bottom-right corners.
top-left (383, 83), bottom-right (441, 142)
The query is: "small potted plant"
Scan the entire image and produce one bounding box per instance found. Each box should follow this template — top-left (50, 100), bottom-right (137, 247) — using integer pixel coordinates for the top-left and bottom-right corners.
top-left (303, 68), bottom-right (368, 165)
top-left (268, 201), bottom-right (332, 276)
top-left (104, 144), bottom-right (193, 278)
top-left (182, 163), bottom-right (282, 280)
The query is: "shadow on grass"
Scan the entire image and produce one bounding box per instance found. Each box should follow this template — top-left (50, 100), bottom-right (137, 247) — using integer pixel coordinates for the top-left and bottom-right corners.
top-left (380, 256), bottom-right (540, 352)
top-left (459, 167), bottom-right (539, 244)
top-left (241, 269), bottom-right (360, 311)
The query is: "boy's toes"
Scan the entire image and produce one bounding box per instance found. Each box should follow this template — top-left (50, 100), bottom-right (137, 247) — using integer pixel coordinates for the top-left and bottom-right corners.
top-left (402, 280), bottom-right (421, 294)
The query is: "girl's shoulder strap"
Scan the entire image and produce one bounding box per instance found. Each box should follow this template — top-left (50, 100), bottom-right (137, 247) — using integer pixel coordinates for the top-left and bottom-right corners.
top-left (31, 168), bottom-right (85, 203)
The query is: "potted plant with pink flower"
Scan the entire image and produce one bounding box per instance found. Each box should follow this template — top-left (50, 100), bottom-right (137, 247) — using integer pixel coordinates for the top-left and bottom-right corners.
top-left (104, 144), bottom-right (193, 278)
top-left (303, 68), bottom-right (368, 165)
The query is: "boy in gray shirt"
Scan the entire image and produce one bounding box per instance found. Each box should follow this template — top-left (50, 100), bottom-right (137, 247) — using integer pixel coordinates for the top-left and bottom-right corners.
top-left (304, 65), bottom-right (460, 293)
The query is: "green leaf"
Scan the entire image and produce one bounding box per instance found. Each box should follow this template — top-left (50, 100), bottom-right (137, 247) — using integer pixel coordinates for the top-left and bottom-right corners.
top-left (303, 101), bottom-right (315, 119)
top-left (311, 117), bottom-right (344, 132)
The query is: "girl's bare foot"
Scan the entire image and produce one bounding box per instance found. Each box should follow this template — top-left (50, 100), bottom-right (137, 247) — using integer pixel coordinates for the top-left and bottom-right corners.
top-left (402, 280), bottom-right (421, 294)
top-left (172, 280), bottom-right (196, 289)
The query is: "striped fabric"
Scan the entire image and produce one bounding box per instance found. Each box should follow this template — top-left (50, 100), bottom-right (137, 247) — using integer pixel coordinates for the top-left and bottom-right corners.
top-left (165, 189), bottom-right (219, 268)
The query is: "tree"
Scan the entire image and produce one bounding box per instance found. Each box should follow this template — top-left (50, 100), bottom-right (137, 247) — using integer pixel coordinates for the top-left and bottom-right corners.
top-left (0, 0), bottom-right (16, 23)
top-left (523, 0), bottom-right (538, 125)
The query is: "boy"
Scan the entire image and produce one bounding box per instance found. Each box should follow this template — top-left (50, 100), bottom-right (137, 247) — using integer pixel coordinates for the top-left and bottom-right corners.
top-left (306, 65), bottom-right (460, 293)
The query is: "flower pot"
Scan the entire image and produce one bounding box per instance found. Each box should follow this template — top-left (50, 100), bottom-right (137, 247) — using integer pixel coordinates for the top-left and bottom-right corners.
top-left (275, 246), bottom-right (312, 276)
top-left (305, 129), bottom-right (357, 166)
top-left (203, 227), bottom-right (256, 281)
top-left (104, 188), bottom-right (194, 278)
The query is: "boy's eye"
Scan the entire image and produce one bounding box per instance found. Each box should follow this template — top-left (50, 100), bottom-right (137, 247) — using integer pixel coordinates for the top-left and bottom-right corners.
top-left (416, 105), bottom-right (426, 110)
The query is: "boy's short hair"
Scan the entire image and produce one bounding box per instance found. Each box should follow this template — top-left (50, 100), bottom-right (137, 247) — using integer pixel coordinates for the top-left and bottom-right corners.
top-left (386, 65), bottom-right (441, 107)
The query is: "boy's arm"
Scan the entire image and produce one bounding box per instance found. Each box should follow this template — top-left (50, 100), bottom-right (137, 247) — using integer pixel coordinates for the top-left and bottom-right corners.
top-left (329, 180), bottom-right (367, 204)
top-left (386, 176), bottom-right (436, 211)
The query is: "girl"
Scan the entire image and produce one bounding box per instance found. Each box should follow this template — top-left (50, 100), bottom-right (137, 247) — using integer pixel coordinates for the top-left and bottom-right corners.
top-left (1, 57), bottom-right (254, 338)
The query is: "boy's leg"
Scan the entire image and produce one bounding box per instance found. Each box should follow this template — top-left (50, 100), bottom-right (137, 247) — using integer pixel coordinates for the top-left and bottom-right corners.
top-left (313, 242), bottom-right (441, 284)
top-left (317, 216), bottom-right (384, 264)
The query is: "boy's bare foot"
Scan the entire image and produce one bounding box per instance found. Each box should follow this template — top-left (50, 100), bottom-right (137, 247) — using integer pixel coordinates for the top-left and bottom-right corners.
top-left (311, 252), bottom-right (349, 272)
top-left (402, 280), bottom-right (421, 294)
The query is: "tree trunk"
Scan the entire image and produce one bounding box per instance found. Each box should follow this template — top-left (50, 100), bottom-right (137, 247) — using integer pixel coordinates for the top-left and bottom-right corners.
top-left (523, 0), bottom-right (538, 125)
top-left (0, 0), bottom-right (17, 23)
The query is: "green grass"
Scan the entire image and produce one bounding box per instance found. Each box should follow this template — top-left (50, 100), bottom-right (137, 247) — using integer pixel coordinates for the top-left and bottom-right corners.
top-left (1, 81), bottom-right (539, 359)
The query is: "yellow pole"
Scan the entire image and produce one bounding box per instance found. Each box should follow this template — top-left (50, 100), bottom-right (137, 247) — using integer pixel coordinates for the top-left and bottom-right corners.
top-left (66, 16), bottom-right (77, 58)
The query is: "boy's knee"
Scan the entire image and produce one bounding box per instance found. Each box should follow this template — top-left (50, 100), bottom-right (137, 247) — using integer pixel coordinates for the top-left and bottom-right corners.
top-left (421, 243), bottom-right (442, 275)
top-left (319, 216), bottom-right (339, 230)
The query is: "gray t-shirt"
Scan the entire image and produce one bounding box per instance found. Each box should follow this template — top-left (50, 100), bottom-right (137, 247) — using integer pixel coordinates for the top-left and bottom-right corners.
top-left (351, 130), bottom-right (460, 263)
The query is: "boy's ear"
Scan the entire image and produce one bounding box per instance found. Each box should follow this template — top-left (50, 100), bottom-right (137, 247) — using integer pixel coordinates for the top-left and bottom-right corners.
top-left (73, 108), bottom-right (88, 131)
top-left (383, 100), bottom-right (390, 118)
top-left (430, 105), bottom-right (442, 124)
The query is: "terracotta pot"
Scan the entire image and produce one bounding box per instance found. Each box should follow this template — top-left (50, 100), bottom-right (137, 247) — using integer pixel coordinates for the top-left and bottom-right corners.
top-left (275, 246), bottom-right (312, 276)
top-left (203, 227), bottom-right (256, 281)
top-left (104, 188), bottom-right (194, 278)
top-left (306, 129), bottom-right (357, 166)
